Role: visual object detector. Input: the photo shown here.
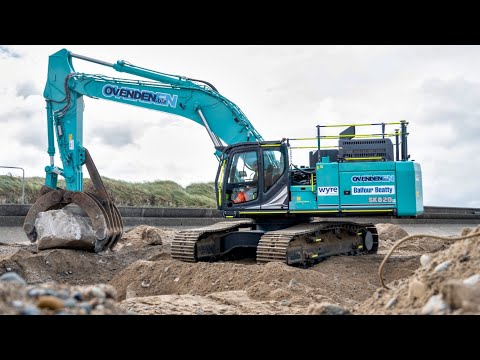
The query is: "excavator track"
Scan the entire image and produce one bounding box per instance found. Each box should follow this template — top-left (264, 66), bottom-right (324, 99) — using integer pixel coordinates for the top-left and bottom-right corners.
top-left (256, 221), bottom-right (378, 266)
top-left (171, 219), bottom-right (255, 262)
top-left (171, 219), bottom-right (378, 267)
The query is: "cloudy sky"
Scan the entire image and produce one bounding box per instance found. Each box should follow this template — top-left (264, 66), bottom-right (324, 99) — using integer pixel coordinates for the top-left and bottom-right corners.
top-left (0, 45), bottom-right (479, 207)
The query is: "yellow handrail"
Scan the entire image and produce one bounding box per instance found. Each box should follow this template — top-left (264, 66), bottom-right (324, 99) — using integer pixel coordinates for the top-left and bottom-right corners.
top-left (318, 121), bottom-right (406, 128)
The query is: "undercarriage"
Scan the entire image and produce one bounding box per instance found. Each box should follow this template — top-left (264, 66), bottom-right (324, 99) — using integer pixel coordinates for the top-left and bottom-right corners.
top-left (172, 219), bottom-right (378, 267)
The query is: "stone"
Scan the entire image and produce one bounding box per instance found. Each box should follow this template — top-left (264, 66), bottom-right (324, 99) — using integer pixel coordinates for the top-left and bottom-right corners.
top-left (434, 260), bottom-right (452, 273)
top-left (35, 209), bottom-right (96, 251)
top-left (11, 300), bottom-right (24, 308)
top-left (306, 302), bottom-right (350, 315)
top-left (421, 295), bottom-right (448, 315)
top-left (64, 298), bottom-right (77, 308)
top-left (288, 279), bottom-right (300, 288)
top-left (56, 290), bottom-right (71, 300)
top-left (174, 277), bottom-right (180, 282)
top-left (463, 274), bottom-right (480, 286)
top-left (459, 254), bottom-right (470, 262)
top-left (45, 289), bottom-right (57, 296)
top-left (0, 272), bottom-right (27, 286)
top-left (90, 287), bottom-right (106, 299)
top-left (37, 296), bottom-right (65, 310)
top-left (6, 267), bottom-right (12, 272)
top-left (441, 280), bottom-right (480, 312)
top-left (27, 288), bottom-right (47, 297)
top-left (21, 305), bottom-right (41, 315)
top-left (385, 297), bottom-right (397, 309)
top-left (79, 302), bottom-right (92, 314)
top-left (281, 300), bottom-right (291, 307)
top-left (408, 278), bottom-right (428, 301)
top-left (141, 227), bottom-right (163, 245)
top-left (420, 254), bottom-right (432, 267)
top-left (195, 309), bottom-right (205, 315)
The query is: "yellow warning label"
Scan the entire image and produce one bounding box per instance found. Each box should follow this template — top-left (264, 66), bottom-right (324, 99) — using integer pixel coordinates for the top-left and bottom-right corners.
top-left (68, 134), bottom-right (74, 150)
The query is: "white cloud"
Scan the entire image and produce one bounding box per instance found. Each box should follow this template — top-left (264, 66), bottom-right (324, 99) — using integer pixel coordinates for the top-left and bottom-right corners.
top-left (1, 45), bottom-right (479, 207)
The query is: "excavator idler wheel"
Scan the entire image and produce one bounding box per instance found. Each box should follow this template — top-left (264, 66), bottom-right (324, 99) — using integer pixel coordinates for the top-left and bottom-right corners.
top-left (364, 231), bottom-right (374, 251)
top-left (23, 186), bottom-right (123, 253)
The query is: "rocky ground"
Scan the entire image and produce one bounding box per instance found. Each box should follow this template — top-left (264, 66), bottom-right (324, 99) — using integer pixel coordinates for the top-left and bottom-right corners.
top-left (357, 226), bottom-right (480, 314)
top-left (0, 222), bottom-right (478, 315)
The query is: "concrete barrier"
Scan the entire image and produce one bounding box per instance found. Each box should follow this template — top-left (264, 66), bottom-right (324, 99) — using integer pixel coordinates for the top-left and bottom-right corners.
top-left (1, 204), bottom-right (479, 227)
top-left (0, 204), bottom-right (222, 218)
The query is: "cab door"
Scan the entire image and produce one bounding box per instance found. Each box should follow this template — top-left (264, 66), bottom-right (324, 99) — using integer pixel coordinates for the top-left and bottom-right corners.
top-left (222, 148), bottom-right (262, 210)
top-left (260, 146), bottom-right (288, 209)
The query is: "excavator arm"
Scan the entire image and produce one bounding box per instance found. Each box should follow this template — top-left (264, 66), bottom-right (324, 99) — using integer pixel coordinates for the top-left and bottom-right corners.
top-left (43, 49), bottom-right (263, 192)
top-left (24, 48), bottom-right (263, 252)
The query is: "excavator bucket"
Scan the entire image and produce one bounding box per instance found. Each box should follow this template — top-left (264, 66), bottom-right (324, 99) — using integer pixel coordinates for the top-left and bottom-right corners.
top-left (23, 149), bottom-right (123, 252)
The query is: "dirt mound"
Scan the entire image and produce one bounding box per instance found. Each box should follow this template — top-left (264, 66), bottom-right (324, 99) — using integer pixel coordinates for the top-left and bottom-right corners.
top-left (377, 223), bottom-right (409, 242)
top-left (110, 252), bottom-right (421, 313)
top-left (0, 274), bottom-right (129, 315)
top-left (0, 244), bottom-right (167, 286)
top-left (111, 260), bottom-right (328, 302)
top-left (377, 223), bottom-right (454, 254)
top-left (357, 225), bottom-right (480, 314)
top-left (120, 291), bottom-right (312, 315)
top-left (115, 226), bottom-right (176, 251)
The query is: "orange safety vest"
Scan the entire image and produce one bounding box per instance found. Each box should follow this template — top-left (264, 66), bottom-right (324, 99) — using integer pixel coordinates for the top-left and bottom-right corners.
top-left (233, 191), bottom-right (247, 203)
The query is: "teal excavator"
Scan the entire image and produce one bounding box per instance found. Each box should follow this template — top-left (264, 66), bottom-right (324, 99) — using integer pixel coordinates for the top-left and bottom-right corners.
top-left (24, 49), bottom-right (423, 267)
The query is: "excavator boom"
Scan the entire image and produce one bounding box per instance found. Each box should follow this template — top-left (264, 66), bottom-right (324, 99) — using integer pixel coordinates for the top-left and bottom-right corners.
top-left (24, 49), bottom-right (263, 252)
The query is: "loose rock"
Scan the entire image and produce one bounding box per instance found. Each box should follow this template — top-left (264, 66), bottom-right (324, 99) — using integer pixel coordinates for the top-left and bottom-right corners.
top-left (0, 272), bottom-right (27, 287)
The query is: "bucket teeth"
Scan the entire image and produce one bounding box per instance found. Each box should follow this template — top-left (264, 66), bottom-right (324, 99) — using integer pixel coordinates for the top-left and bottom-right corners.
top-left (23, 186), bottom-right (123, 252)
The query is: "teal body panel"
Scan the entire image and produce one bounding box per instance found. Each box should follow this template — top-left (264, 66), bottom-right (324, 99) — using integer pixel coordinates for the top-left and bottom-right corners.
top-left (288, 160), bottom-right (423, 217)
top-left (339, 167), bottom-right (396, 210)
top-left (43, 49), bottom-right (263, 192)
top-left (289, 185), bottom-right (316, 210)
top-left (396, 162), bottom-right (424, 216)
top-left (315, 162), bottom-right (340, 210)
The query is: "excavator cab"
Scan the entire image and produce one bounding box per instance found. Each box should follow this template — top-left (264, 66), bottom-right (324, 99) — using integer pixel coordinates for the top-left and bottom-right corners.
top-left (217, 141), bottom-right (289, 215)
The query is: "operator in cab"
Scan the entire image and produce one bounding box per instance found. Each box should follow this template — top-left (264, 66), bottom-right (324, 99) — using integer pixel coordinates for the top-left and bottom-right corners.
top-left (233, 161), bottom-right (258, 204)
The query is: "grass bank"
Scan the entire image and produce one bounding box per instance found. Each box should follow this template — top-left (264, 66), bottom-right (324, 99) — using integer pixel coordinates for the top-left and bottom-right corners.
top-left (0, 175), bottom-right (216, 208)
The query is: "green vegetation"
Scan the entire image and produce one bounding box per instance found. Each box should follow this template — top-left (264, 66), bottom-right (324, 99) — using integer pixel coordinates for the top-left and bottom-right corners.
top-left (0, 175), bottom-right (217, 208)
